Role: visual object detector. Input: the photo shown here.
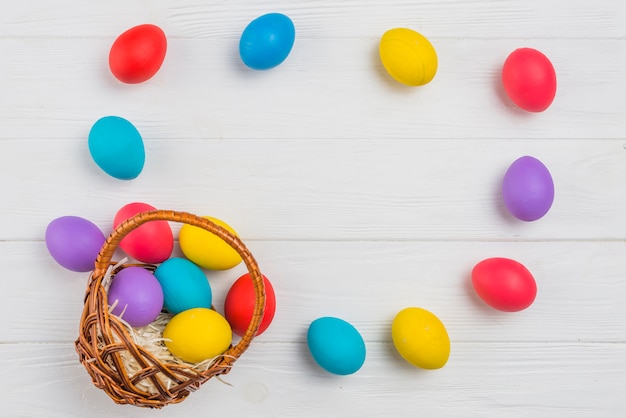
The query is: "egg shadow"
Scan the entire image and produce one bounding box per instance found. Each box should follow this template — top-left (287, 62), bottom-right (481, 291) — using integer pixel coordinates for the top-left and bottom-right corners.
top-left (383, 334), bottom-right (425, 374)
top-left (490, 63), bottom-right (534, 117)
top-left (94, 40), bottom-right (126, 92)
top-left (296, 325), bottom-right (326, 374)
top-left (462, 266), bottom-right (496, 314)
top-left (376, 314), bottom-right (411, 371)
top-left (376, 312), bottom-right (433, 376)
top-left (491, 163), bottom-right (523, 227)
top-left (227, 35), bottom-right (250, 74)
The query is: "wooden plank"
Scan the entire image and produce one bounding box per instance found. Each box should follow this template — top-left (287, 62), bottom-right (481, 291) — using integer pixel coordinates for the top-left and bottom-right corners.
top-left (1, 1), bottom-right (624, 416)
top-left (2, 341), bottom-right (624, 416)
top-left (1, 138), bottom-right (623, 241)
top-left (1, 0), bottom-right (625, 38)
top-left (5, 240), bottom-right (624, 343)
top-left (1, 38), bottom-right (624, 141)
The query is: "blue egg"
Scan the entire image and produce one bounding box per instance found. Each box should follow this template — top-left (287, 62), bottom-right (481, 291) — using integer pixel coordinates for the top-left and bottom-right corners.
top-left (88, 116), bottom-right (145, 180)
top-left (307, 317), bottom-right (366, 375)
top-left (153, 257), bottom-right (212, 314)
top-left (239, 13), bottom-right (295, 70)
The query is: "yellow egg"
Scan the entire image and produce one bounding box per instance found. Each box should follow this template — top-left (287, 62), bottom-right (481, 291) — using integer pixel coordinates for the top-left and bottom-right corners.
top-left (379, 28), bottom-right (438, 86)
top-left (163, 308), bottom-right (232, 363)
top-left (391, 307), bottom-right (450, 369)
top-left (179, 216), bottom-right (242, 270)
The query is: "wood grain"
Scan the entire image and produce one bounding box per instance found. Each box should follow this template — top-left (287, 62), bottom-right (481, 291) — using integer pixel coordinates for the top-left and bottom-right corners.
top-left (1, 0), bottom-right (624, 415)
top-left (1, 39), bottom-right (624, 141)
top-left (1, 342), bottom-right (624, 417)
top-left (2, 139), bottom-right (624, 241)
top-left (7, 240), bottom-right (625, 343)
top-left (1, 0), bottom-right (624, 38)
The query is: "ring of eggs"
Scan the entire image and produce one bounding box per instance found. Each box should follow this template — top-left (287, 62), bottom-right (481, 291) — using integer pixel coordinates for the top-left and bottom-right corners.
top-left (47, 18), bottom-right (561, 373)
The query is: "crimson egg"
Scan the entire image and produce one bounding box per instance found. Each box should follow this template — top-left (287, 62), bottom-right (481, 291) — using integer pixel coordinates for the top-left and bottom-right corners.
top-left (224, 273), bottom-right (276, 337)
top-left (109, 24), bottom-right (167, 84)
top-left (471, 257), bottom-right (537, 312)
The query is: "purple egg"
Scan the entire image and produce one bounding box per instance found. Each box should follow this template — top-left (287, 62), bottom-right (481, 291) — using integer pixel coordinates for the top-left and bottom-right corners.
top-left (107, 266), bottom-right (164, 327)
top-left (45, 216), bottom-right (106, 272)
top-left (502, 156), bottom-right (555, 221)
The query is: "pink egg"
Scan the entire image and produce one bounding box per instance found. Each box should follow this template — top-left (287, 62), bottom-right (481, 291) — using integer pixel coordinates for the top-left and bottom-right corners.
top-left (107, 266), bottom-right (164, 327)
top-left (113, 202), bottom-right (173, 263)
top-left (45, 216), bottom-right (106, 272)
top-left (471, 257), bottom-right (537, 312)
top-left (502, 48), bottom-right (557, 112)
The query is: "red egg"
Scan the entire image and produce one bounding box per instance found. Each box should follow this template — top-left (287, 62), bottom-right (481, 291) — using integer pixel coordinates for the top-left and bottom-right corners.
top-left (109, 24), bottom-right (167, 84)
top-left (224, 273), bottom-right (276, 337)
top-left (471, 257), bottom-right (537, 312)
top-left (502, 48), bottom-right (556, 112)
top-left (113, 202), bottom-right (173, 263)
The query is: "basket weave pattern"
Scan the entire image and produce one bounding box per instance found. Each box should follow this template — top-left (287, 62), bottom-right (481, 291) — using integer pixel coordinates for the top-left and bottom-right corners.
top-left (74, 210), bottom-right (266, 408)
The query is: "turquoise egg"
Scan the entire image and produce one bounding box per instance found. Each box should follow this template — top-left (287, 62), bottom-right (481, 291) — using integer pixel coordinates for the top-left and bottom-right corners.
top-left (153, 257), bottom-right (212, 314)
top-left (239, 13), bottom-right (295, 70)
top-left (307, 317), bottom-right (366, 375)
top-left (88, 116), bottom-right (145, 180)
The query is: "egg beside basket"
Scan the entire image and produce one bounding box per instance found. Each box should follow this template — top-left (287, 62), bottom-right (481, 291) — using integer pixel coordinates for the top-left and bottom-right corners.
top-left (74, 210), bottom-right (266, 408)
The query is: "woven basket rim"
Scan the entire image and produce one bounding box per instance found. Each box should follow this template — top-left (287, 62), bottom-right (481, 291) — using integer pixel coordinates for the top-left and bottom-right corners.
top-left (74, 209), bottom-right (266, 408)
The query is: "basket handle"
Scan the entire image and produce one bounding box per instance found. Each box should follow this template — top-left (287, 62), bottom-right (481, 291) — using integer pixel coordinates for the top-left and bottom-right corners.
top-left (91, 209), bottom-right (266, 360)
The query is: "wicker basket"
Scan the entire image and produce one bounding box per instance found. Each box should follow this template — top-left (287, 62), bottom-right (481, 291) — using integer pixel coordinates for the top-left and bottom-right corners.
top-left (74, 210), bottom-right (265, 408)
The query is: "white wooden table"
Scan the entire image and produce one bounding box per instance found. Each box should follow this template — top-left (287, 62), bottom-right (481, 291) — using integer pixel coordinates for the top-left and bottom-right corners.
top-left (1, 1), bottom-right (624, 416)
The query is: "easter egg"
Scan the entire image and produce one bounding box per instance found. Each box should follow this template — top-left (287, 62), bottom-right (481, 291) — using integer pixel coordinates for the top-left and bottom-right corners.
top-left (163, 308), bottom-right (232, 363)
top-left (472, 257), bottom-right (537, 312)
top-left (154, 257), bottom-right (212, 315)
top-left (107, 266), bottom-right (164, 327)
top-left (239, 13), bottom-right (295, 70)
top-left (379, 28), bottom-right (438, 86)
top-left (502, 156), bottom-right (555, 222)
top-left (179, 216), bottom-right (242, 270)
top-left (392, 307), bottom-right (450, 370)
top-left (502, 47), bottom-right (557, 112)
top-left (307, 317), bottom-right (366, 375)
top-left (45, 216), bottom-right (106, 272)
top-left (113, 202), bottom-right (174, 263)
top-left (88, 116), bottom-right (145, 180)
top-left (224, 273), bottom-right (276, 337)
top-left (109, 24), bottom-right (167, 84)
